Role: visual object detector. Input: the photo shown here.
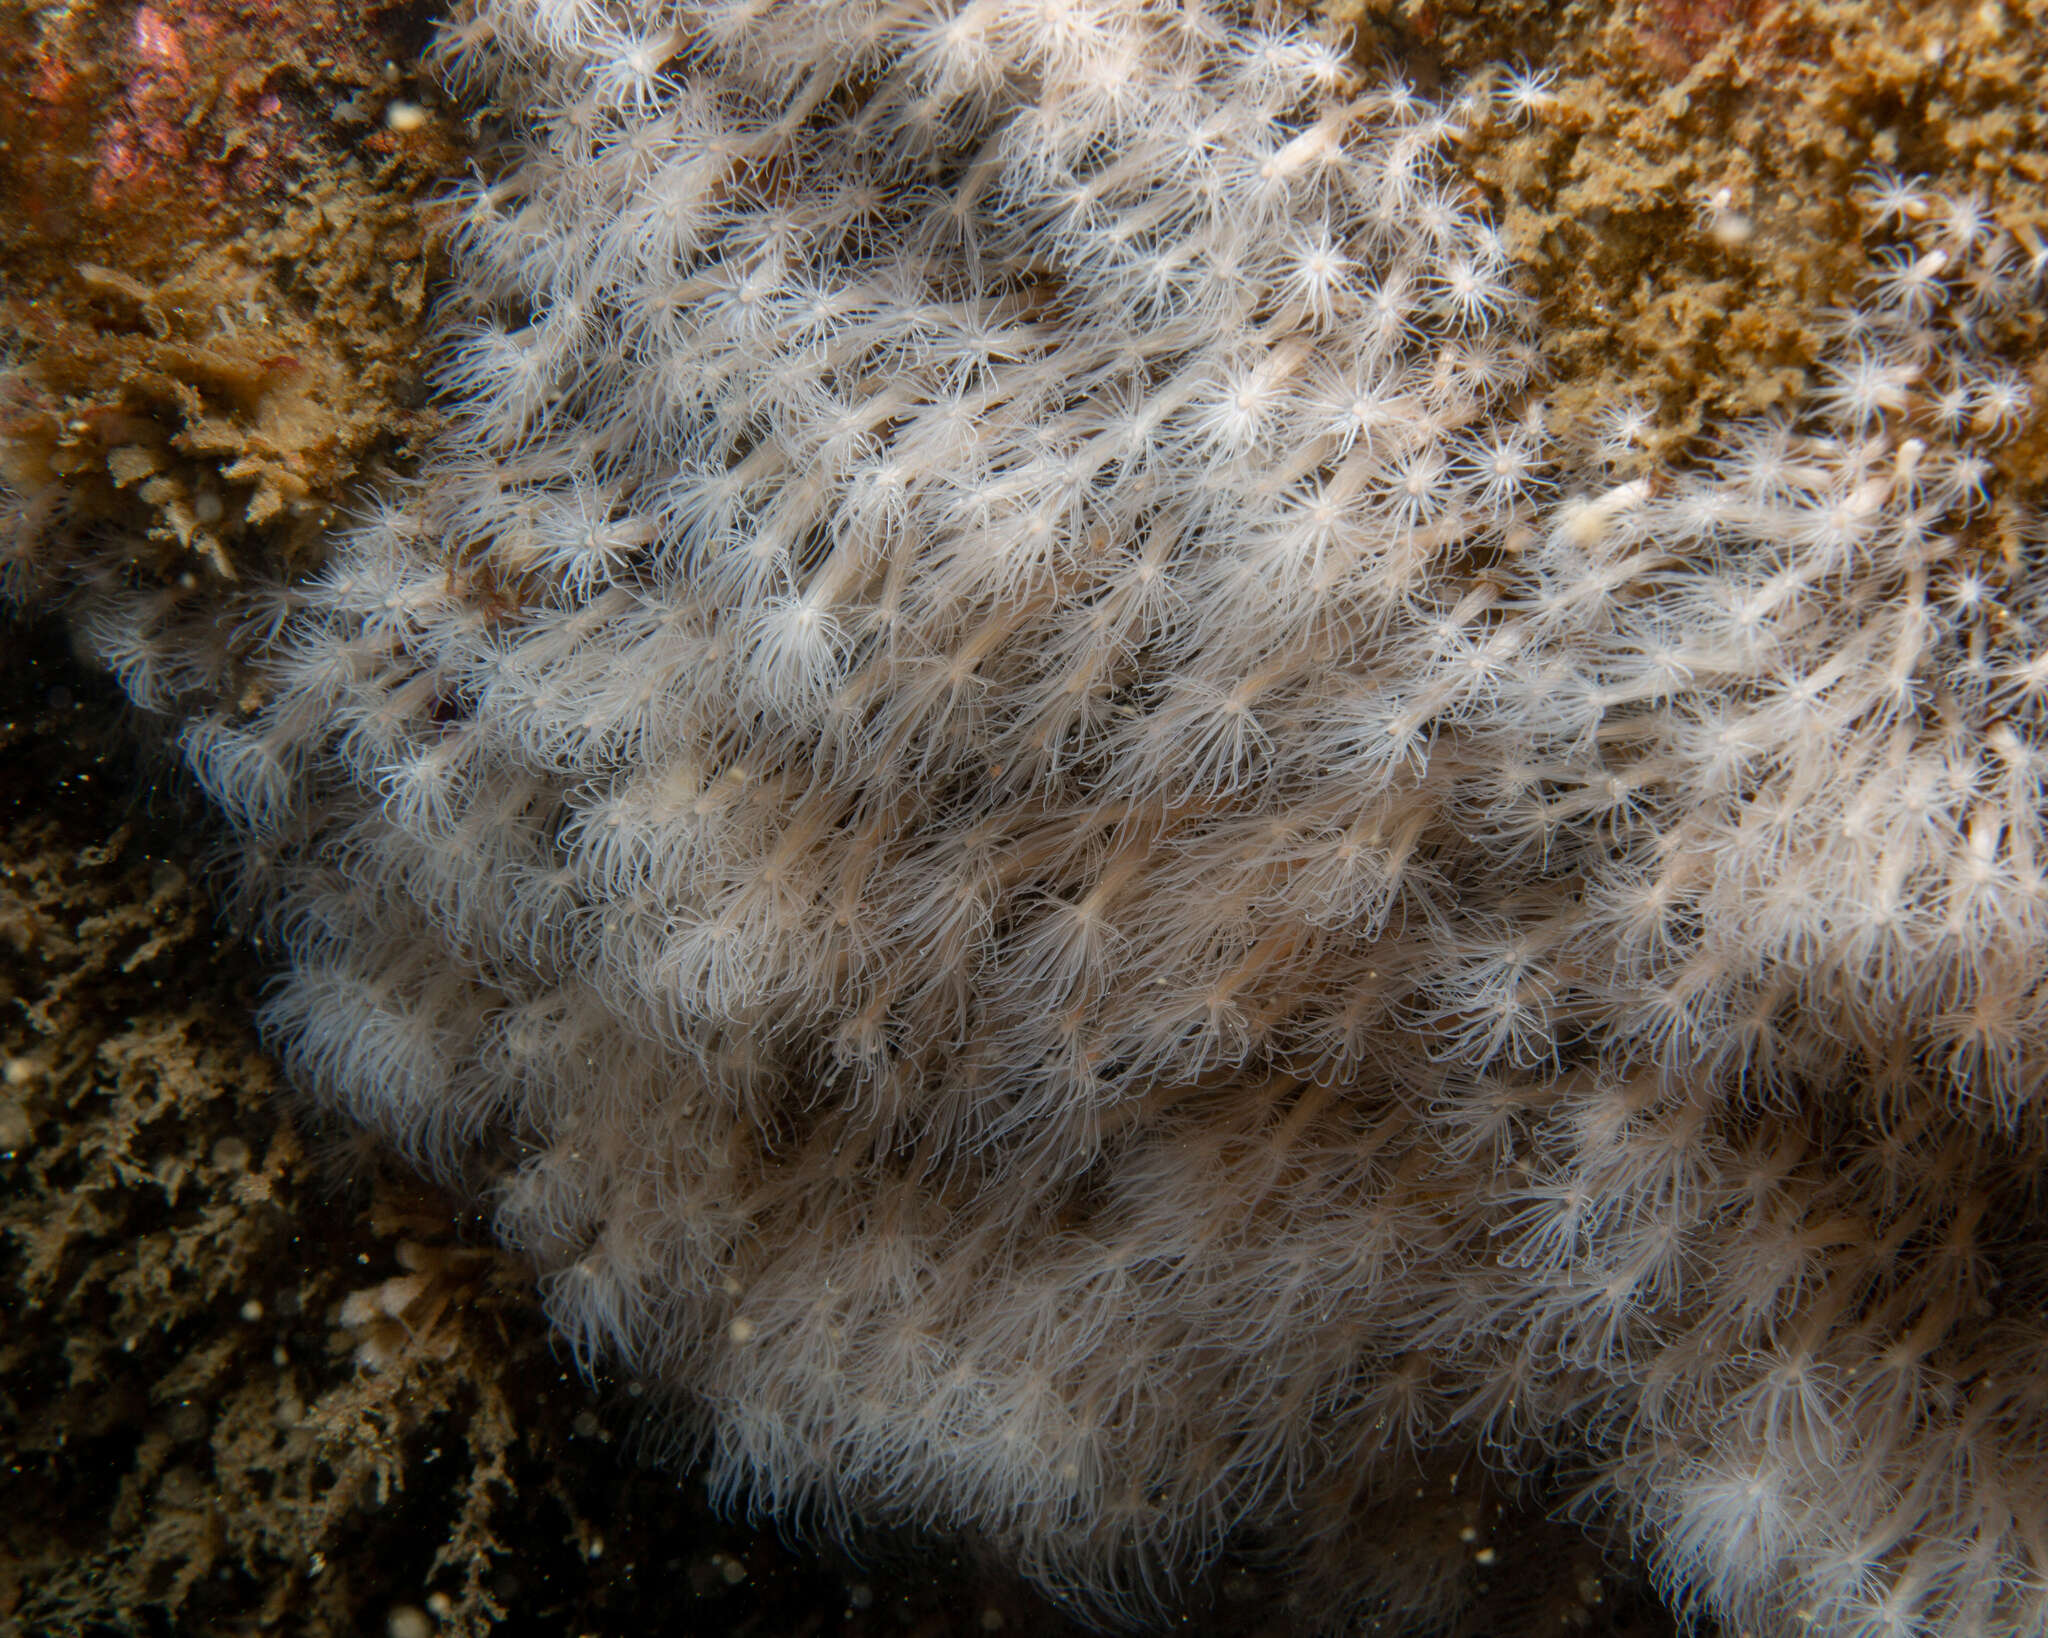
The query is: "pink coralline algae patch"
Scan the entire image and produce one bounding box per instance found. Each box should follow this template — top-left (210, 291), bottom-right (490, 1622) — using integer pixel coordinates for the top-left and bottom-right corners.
top-left (96, 7), bottom-right (208, 210)
top-left (132, 5), bottom-right (191, 72)
top-left (92, 6), bottom-right (245, 210)
top-left (28, 50), bottom-right (73, 108)
top-left (1630, 0), bottom-right (1793, 75)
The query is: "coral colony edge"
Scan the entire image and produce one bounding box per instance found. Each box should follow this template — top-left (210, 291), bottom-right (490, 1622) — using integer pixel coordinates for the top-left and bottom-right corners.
top-left (8, 0), bottom-right (2048, 1633)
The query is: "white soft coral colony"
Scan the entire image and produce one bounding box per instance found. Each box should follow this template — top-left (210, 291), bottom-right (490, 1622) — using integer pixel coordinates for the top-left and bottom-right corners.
top-left (83, 0), bottom-right (2048, 1632)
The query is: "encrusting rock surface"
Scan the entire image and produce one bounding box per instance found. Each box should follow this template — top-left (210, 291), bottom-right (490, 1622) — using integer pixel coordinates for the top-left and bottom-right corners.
top-left (0, 0), bottom-right (455, 584)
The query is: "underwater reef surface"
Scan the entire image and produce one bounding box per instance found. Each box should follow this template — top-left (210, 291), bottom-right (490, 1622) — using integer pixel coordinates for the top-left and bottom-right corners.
top-left (5, 2), bottom-right (2048, 1635)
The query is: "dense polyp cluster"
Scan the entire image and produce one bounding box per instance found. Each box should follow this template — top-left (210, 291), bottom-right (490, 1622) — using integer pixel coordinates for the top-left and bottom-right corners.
top-left (12, 2), bottom-right (2048, 1633)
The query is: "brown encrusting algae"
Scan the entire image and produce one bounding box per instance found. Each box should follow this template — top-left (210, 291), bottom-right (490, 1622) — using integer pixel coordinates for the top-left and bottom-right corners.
top-left (0, 0), bottom-right (457, 585)
top-left (5, 4), bottom-right (2048, 1637)
top-left (1329, 0), bottom-right (2048, 470)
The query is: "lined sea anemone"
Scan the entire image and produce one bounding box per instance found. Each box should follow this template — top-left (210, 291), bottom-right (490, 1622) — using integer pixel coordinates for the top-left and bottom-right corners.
top-left (8, 4), bottom-right (2048, 1634)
